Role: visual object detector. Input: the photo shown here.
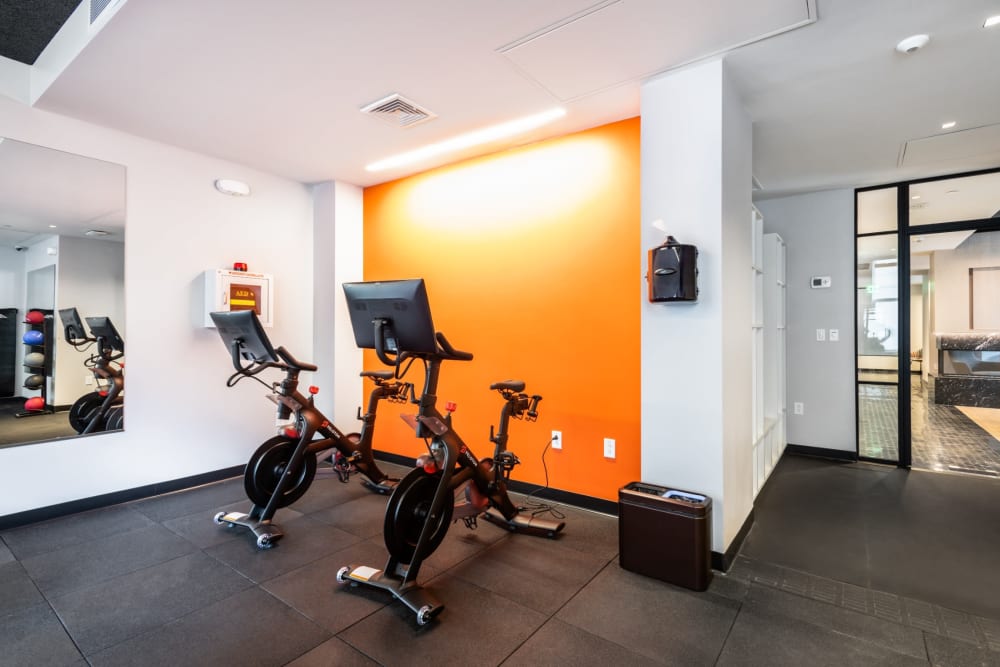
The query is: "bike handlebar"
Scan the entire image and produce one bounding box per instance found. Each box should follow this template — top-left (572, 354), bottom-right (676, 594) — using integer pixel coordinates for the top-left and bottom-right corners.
top-left (275, 346), bottom-right (318, 372)
top-left (436, 332), bottom-right (473, 361)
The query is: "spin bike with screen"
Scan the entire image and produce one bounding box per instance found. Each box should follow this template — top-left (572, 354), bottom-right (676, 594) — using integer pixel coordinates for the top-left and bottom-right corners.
top-left (209, 309), bottom-right (405, 548)
top-left (335, 279), bottom-right (565, 625)
top-left (58, 308), bottom-right (126, 434)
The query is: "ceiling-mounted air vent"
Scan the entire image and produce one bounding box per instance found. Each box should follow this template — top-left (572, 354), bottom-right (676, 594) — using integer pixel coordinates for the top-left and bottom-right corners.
top-left (84, 229), bottom-right (110, 237)
top-left (360, 94), bottom-right (436, 128)
top-left (90, 0), bottom-right (120, 24)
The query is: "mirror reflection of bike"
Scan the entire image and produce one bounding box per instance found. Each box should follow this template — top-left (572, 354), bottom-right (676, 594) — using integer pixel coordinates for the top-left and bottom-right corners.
top-left (209, 309), bottom-right (401, 549)
top-left (58, 308), bottom-right (125, 434)
top-left (336, 279), bottom-right (565, 626)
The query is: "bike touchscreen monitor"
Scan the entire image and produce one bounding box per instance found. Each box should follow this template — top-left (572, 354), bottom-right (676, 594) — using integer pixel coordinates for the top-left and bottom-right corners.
top-left (59, 307), bottom-right (88, 342)
top-left (210, 310), bottom-right (277, 363)
top-left (343, 279), bottom-right (437, 354)
top-left (85, 316), bottom-right (125, 353)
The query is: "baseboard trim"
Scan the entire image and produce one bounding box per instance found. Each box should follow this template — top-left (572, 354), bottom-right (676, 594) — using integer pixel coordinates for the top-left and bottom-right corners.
top-left (374, 450), bottom-right (619, 516)
top-left (1, 449), bottom-right (624, 532)
top-left (0, 465), bottom-right (243, 531)
top-left (786, 444), bottom-right (858, 462)
top-left (711, 508), bottom-right (754, 573)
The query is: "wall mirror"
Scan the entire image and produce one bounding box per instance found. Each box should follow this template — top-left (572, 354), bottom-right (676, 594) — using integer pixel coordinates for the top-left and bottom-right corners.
top-left (0, 137), bottom-right (125, 448)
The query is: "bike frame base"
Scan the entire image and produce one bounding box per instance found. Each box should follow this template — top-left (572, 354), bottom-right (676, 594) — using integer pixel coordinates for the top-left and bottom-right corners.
top-left (338, 564), bottom-right (443, 625)
top-left (481, 506), bottom-right (565, 538)
top-left (214, 510), bottom-right (283, 549)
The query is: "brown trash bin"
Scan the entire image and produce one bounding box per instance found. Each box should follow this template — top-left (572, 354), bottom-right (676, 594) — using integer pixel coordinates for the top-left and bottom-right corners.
top-left (618, 482), bottom-right (712, 591)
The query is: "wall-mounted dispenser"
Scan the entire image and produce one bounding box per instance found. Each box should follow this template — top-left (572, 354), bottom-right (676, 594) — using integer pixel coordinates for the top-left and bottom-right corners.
top-left (647, 236), bottom-right (698, 302)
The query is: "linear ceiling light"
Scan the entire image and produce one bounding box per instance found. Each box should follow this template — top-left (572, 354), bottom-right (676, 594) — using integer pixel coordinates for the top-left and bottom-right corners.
top-left (984, 15), bottom-right (1000, 28)
top-left (365, 107), bottom-right (567, 172)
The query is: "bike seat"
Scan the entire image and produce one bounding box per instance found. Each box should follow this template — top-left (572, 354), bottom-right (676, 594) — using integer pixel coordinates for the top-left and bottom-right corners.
top-left (361, 370), bottom-right (394, 380)
top-left (490, 380), bottom-right (525, 392)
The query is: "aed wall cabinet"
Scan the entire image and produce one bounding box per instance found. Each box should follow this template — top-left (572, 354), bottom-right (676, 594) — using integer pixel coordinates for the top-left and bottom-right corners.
top-left (202, 269), bottom-right (274, 327)
top-left (647, 236), bottom-right (699, 302)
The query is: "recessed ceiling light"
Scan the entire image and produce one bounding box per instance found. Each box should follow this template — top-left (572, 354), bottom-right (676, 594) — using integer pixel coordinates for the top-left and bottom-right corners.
top-left (365, 107), bottom-right (567, 172)
top-left (895, 34), bottom-right (930, 54)
top-left (48, 224), bottom-right (57, 228)
top-left (984, 15), bottom-right (1000, 28)
top-left (941, 121), bottom-right (957, 129)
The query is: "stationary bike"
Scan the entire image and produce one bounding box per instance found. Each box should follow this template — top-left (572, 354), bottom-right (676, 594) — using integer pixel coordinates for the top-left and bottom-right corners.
top-left (445, 380), bottom-right (545, 533)
top-left (336, 279), bottom-right (565, 625)
top-left (58, 308), bottom-right (125, 434)
top-left (209, 309), bottom-right (402, 548)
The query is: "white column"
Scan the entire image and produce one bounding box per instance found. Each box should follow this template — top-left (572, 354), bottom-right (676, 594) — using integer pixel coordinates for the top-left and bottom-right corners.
top-left (640, 58), bottom-right (753, 555)
top-left (312, 181), bottom-right (365, 428)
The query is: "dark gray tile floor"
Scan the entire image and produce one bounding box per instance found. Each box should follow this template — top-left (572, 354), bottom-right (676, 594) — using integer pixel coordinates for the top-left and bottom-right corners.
top-left (2, 456), bottom-right (999, 666)
top-left (859, 377), bottom-right (1000, 475)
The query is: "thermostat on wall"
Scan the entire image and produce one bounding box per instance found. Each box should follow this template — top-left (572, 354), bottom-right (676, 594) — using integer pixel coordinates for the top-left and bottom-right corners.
top-left (810, 276), bottom-right (831, 289)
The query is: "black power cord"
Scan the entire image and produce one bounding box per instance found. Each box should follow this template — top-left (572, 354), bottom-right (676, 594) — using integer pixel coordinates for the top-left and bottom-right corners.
top-left (516, 437), bottom-right (566, 521)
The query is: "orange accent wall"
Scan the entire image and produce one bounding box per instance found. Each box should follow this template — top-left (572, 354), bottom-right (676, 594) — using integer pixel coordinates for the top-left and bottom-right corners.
top-left (363, 117), bottom-right (640, 501)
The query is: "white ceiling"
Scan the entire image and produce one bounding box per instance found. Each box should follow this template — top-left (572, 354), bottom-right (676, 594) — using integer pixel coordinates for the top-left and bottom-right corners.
top-left (8, 0), bottom-right (1000, 199)
top-left (0, 137), bottom-right (125, 248)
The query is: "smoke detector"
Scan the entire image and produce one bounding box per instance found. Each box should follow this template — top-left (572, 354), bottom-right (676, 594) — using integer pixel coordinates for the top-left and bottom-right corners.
top-left (896, 34), bottom-right (929, 54)
top-left (361, 94), bottom-right (436, 128)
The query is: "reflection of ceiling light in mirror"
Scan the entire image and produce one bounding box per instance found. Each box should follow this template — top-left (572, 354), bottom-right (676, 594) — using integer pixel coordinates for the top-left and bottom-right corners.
top-left (984, 15), bottom-right (1000, 28)
top-left (85, 229), bottom-right (110, 237)
top-left (911, 195), bottom-right (920, 199)
top-left (365, 107), bottom-right (567, 172)
top-left (941, 121), bottom-right (956, 129)
top-left (214, 178), bottom-right (251, 196)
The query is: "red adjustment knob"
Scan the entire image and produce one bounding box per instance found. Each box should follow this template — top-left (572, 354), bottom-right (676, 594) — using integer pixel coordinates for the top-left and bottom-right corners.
top-left (98, 390), bottom-right (108, 397)
top-left (445, 401), bottom-right (457, 412)
top-left (423, 461), bottom-right (438, 474)
top-left (284, 427), bottom-right (300, 439)
top-left (309, 386), bottom-right (319, 395)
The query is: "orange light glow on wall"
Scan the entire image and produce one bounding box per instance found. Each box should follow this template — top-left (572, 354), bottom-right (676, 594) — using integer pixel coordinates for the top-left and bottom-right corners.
top-left (364, 118), bottom-right (640, 502)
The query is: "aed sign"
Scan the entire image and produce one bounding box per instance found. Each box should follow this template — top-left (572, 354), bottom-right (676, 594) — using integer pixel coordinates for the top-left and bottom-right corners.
top-left (230, 283), bottom-right (261, 314)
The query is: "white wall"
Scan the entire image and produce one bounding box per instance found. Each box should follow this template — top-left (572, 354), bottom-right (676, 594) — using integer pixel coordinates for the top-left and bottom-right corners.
top-left (313, 181), bottom-right (364, 429)
top-left (0, 95), bottom-right (315, 516)
top-left (756, 189), bottom-right (855, 452)
top-left (53, 237), bottom-right (125, 406)
top-left (640, 58), bottom-right (753, 553)
top-left (0, 247), bottom-right (25, 306)
top-left (931, 231), bottom-right (1000, 334)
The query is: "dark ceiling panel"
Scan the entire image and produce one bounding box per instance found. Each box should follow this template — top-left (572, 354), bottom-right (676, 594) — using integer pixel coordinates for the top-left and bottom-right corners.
top-left (0, 0), bottom-right (85, 65)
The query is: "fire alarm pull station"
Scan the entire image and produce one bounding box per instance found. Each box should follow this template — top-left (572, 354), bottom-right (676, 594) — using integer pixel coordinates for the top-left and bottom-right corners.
top-left (203, 269), bottom-right (274, 327)
top-left (647, 236), bottom-right (699, 302)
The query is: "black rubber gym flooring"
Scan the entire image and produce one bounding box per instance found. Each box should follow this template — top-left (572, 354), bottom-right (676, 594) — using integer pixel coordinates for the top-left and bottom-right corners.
top-left (0, 397), bottom-right (77, 448)
top-left (1, 455), bottom-right (998, 665)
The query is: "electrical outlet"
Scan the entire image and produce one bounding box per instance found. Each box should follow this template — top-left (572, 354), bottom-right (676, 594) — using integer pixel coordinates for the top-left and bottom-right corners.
top-left (85, 375), bottom-right (93, 385)
top-left (793, 402), bottom-right (804, 415)
top-left (551, 430), bottom-right (562, 450)
top-left (603, 437), bottom-right (616, 459)
top-left (816, 328), bottom-right (826, 342)
top-left (829, 329), bottom-right (840, 342)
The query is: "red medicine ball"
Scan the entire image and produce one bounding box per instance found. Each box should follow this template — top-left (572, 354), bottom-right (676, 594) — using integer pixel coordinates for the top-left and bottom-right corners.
top-left (25, 310), bottom-right (45, 324)
top-left (24, 397), bottom-right (46, 411)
